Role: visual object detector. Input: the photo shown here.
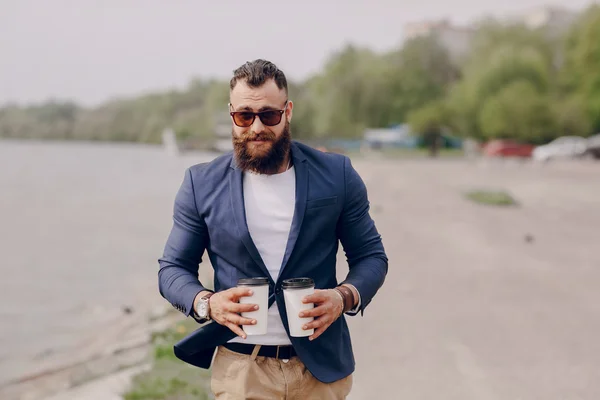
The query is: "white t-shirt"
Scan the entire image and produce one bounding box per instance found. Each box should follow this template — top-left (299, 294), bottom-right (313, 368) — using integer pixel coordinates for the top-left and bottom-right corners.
top-left (229, 165), bottom-right (296, 346)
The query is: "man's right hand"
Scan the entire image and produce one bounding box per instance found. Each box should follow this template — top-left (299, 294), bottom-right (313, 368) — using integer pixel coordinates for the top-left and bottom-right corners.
top-left (209, 287), bottom-right (259, 339)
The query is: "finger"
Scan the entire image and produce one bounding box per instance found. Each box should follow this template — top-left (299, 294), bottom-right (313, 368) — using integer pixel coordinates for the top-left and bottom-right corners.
top-left (228, 302), bottom-right (259, 313)
top-left (226, 322), bottom-right (247, 339)
top-left (299, 305), bottom-right (328, 318)
top-left (303, 315), bottom-right (329, 331)
top-left (309, 326), bottom-right (327, 341)
top-left (227, 287), bottom-right (254, 300)
top-left (302, 290), bottom-right (328, 304)
top-left (226, 313), bottom-right (257, 326)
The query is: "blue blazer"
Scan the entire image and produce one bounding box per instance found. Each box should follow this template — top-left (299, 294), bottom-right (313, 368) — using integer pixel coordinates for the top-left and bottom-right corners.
top-left (158, 141), bottom-right (388, 383)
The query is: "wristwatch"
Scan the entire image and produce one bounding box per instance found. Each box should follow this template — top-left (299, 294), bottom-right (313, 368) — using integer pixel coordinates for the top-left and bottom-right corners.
top-left (194, 292), bottom-right (214, 323)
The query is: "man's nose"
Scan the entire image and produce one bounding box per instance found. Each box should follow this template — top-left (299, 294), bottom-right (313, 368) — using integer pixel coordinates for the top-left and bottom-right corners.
top-left (251, 115), bottom-right (266, 133)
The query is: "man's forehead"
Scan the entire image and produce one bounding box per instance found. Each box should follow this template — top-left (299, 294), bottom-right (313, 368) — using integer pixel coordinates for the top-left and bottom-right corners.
top-left (230, 80), bottom-right (286, 110)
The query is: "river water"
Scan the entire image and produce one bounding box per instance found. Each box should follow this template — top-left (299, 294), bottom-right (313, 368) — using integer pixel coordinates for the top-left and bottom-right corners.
top-left (0, 140), bottom-right (218, 392)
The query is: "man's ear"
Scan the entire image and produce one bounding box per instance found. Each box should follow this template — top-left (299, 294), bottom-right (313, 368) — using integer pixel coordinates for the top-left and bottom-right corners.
top-left (286, 100), bottom-right (294, 123)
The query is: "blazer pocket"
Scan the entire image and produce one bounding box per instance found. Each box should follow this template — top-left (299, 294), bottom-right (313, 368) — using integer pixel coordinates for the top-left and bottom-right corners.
top-left (306, 196), bottom-right (338, 209)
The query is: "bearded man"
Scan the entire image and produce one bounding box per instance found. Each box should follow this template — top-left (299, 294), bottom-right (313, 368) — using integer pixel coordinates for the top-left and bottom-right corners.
top-left (158, 59), bottom-right (388, 399)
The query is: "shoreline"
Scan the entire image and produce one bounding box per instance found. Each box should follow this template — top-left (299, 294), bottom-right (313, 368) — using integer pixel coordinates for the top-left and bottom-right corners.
top-left (44, 364), bottom-right (152, 400)
top-left (0, 307), bottom-right (184, 400)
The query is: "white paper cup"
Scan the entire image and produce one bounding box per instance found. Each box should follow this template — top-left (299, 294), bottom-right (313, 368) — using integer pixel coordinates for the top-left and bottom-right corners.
top-left (282, 278), bottom-right (315, 337)
top-left (237, 277), bottom-right (269, 335)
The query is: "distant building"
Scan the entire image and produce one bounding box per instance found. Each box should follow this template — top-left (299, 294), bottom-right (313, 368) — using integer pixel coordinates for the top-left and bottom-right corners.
top-left (521, 6), bottom-right (578, 37)
top-left (519, 6), bottom-right (579, 68)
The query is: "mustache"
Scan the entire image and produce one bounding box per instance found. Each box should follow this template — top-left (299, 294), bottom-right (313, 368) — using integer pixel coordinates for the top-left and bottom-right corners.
top-left (234, 131), bottom-right (276, 143)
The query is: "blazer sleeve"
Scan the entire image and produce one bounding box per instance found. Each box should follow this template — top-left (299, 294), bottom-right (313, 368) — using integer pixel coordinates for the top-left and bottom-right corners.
top-left (337, 156), bottom-right (388, 315)
top-left (158, 167), bottom-right (209, 317)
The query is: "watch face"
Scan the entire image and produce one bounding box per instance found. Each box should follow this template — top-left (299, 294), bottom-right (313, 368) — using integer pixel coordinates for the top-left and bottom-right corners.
top-left (198, 301), bottom-right (208, 318)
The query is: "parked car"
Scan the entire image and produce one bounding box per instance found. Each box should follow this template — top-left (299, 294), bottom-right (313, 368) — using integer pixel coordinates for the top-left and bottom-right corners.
top-left (532, 136), bottom-right (589, 162)
top-left (482, 140), bottom-right (535, 158)
top-left (585, 134), bottom-right (600, 159)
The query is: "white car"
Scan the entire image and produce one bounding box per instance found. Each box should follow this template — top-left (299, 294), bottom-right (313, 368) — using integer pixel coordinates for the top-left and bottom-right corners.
top-left (585, 134), bottom-right (600, 159)
top-left (532, 136), bottom-right (589, 162)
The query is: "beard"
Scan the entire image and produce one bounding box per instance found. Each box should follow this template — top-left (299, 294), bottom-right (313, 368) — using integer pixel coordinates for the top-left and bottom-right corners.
top-left (233, 121), bottom-right (292, 174)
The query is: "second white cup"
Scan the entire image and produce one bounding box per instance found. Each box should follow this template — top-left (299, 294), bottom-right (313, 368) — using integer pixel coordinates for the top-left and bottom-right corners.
top-left (282, 278), bottom-right (315, 337)
top-left (237, 277), bottom-right (269, 335)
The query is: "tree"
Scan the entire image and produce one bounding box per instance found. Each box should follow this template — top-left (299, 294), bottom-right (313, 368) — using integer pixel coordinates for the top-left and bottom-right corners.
top-left (468, 20), bottom-right (556, 69)
top-left (561, 5), bottom-right (600, 132)
top-left (448, 37), bottom-right (553, 141)
top-left (384, 35), bottom-right (460, 123)
top-left (478, 80), bottom-right (556, 143)
top-left (407, 101), bottom-right (451, 157)
top-left (554, 95), bottom-right (592, 137)
top-left (309, 45), bottom-right (392, 138)
top-left (288, 80), bottom-right (317, 139)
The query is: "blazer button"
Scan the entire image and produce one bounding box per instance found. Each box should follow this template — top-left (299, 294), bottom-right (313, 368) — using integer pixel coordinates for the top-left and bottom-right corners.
top-left (275, 288), bottom-right (282, 295)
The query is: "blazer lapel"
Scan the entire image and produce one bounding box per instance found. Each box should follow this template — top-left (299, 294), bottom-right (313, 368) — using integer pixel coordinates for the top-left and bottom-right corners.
top-left (278, 142), bottom-right (308, 278)
top-left (228, 159), bottom-right (273, 282)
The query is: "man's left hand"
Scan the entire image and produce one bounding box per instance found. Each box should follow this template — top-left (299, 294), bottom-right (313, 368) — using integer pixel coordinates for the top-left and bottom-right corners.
top-left (300, 289), bottom-right (344, 341)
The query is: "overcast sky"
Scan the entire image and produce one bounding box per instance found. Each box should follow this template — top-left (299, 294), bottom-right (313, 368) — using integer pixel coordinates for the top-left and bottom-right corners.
top-left (0, 0), bottom-right (595, 106)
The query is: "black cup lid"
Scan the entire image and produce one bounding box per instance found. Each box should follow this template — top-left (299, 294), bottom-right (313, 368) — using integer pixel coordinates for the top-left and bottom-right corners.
top-left (237, 277), bottom-right (269, 286)
top-left (282, 277), bottom-right (314, 289)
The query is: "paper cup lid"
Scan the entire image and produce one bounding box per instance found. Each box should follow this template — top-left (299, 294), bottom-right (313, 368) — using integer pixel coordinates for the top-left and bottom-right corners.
top-left (282, 277), bottom-right (314, 289)
top-left (237, 277), bottom-right (269, 286)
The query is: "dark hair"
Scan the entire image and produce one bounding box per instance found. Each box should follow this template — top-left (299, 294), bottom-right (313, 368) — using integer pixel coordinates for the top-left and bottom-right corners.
top-left (230, 59), bottom-right (288, 94)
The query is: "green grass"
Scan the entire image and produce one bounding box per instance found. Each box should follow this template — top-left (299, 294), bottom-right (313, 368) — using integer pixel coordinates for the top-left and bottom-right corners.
top-left (465, 190), bottom-right (518, 207)
top-left (124, 318), bottom-right (212, 400)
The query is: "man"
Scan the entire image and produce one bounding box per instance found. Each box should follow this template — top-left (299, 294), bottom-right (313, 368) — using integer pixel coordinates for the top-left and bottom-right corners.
top-left (158, 59), bottom-right (388, 399)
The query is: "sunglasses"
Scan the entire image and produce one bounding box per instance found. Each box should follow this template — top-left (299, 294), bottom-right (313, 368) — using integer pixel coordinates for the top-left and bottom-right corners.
top-left (229, 101), bottom-right (288, 128)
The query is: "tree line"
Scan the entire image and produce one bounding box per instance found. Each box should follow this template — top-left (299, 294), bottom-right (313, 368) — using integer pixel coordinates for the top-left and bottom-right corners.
top-left (1, 5), bottom-right (599, 147)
